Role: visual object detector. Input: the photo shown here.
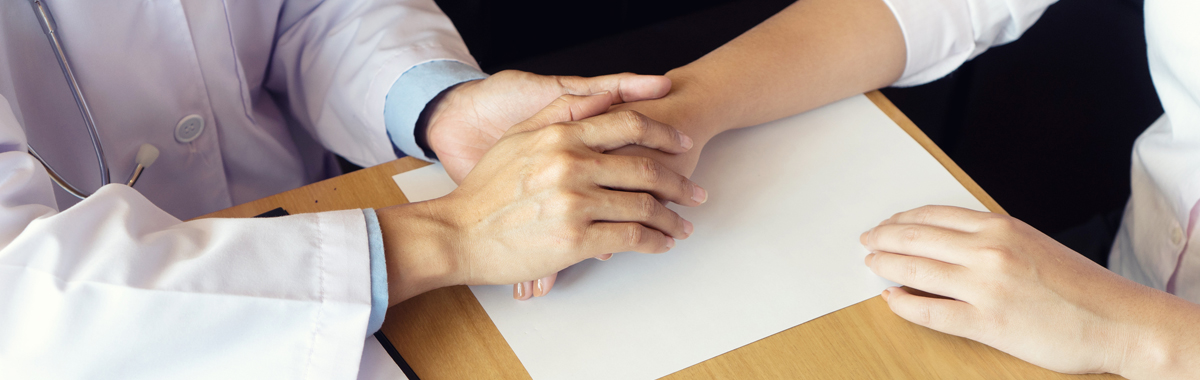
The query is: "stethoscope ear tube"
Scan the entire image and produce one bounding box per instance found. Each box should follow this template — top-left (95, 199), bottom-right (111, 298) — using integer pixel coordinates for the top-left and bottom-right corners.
top-left (29, 0), bottom-right (113, 198)
top-left (30, 0), bottom-right (111, 193)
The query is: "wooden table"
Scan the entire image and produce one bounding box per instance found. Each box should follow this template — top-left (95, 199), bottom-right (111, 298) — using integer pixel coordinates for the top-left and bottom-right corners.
top-left (201, 92), bottom-right (1122, 380)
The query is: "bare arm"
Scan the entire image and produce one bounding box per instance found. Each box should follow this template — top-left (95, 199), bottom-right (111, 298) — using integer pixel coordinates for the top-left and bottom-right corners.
top-left (610, 0), bottom-right (906, 175)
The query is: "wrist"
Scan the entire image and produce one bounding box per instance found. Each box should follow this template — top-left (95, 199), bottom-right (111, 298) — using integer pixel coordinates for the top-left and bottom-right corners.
top-left (419, 80), bottom-right (479, 160)
top-left (376, 199), bottom-right (464, 305)
top-left (1112, 289), bottom-right (1200, 379)
top-left (662, 68), bottom-right (736, 138)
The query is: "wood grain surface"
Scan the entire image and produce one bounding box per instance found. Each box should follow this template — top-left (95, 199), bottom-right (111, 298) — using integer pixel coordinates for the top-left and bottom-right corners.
top-left (200, 92), bottom-right (1122, 380)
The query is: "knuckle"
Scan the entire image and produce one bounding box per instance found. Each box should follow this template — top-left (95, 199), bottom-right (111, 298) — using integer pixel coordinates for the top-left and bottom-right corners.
top-left (635, 193), bottom-right (660, 219)
top-left (900, 226), bottom-right (922, 244)
top-left (624, 225), bottom-right (647, 247)
top-left (981, 215), bottom-right (1016, 231)
top-left (678, 176), bottom-right (694, 198)
top-left (556, 190), bottom-right (589, 214)
top-left (976, 246), bottom-right (1016, 270)
top-left (532, 151), bottom-right (580, 185)
top-left (916, 304), bottom-right (935, 327)
top-left (618, 110), bottom-right (650, 133)
top-left (636, 157), bottom-right (661, 181)
top-left (900, 259), bottom-right (925, 283)
top-left (913, 206), bottom-right (936, 224)
top-left (541, 123), bottom-right (575, 144)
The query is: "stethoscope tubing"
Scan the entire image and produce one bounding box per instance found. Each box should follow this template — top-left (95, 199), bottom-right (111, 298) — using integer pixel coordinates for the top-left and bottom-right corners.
top-left (28, 0), bottom-right (111, 199)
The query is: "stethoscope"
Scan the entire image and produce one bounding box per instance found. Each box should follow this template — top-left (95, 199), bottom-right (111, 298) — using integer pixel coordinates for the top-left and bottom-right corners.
top-left (26, 0), bottom-right (159, 199)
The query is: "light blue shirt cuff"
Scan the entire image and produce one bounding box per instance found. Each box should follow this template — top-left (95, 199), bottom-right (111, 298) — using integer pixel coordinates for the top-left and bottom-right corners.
top-left (384, 60), bottom-right (488, 161)
top-left (363, 208), bottom-right (388, 335)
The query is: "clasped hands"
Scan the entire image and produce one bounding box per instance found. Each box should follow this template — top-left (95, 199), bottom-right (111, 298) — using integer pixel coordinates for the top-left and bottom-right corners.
top-left (420, 70), bottom-right (711, 300)
top-left (378, 70), bottom-right (709, 304)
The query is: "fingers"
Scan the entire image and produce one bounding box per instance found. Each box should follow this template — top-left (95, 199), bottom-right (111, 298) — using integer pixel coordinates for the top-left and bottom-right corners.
top-left (592, 191), bottom-right (694, 239)
top-left (860, 224), bottom-right (977, 266)
top-left (513, 274), bottom-right (558, 301)
top-left (584, 222), bottom-right (676, 257)
top-left (535, 274), bottom-right (556, 297)
top-left (594, 155), bottom-right (707, 206)
top-left (880, 205), bottom-right (993, 233)
top-left (513, 281), bottom-right (533, 300)
top-left (573, 110), bottom-right (693, 154)
top-left (866, 252), bottom-right (969, 300)
top-left (882, 287), bottom-right (982, 340)
top-left (555, 73), bottom-right (672, 104)
top-left (510, 94), bottom-right (614, 134)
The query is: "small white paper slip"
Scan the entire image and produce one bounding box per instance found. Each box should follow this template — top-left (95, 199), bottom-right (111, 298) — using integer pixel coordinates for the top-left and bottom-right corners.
top-left (465, 94), bottom-right (988, 380)
top-left (391, 162), bottom-right (457, 203)
top-left (356, 335), bottom-right (410, 380)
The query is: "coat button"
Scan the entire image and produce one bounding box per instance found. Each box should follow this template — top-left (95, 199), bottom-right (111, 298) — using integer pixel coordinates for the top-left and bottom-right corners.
top-left (1170, 224), bottom-right (1185, 245)
top-left (175, 114), bottom-right (205, 143)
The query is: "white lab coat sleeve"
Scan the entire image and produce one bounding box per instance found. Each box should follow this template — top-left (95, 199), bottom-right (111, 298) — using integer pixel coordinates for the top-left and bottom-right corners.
top-left (880, 0), bottom-right (1058, 87)
top-left (267, 0), bottom-right (479, 167)
top-left (0, 94), bottom-right (374, 379)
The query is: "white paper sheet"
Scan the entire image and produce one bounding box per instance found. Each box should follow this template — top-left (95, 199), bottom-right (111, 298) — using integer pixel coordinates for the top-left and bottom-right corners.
top-left (392, 94), bottom-right (987, 380)
top-left (391, 162), bottom-right (457, 203)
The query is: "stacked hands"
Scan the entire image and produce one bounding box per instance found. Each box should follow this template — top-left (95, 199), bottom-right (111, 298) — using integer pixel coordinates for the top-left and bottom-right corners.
top-left (382, 70), bottom-right (1199, 378)
top-left (413, 70), bottom-right (711, 300)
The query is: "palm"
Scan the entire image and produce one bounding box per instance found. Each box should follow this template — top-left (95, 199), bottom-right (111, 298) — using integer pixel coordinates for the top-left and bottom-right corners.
top-left (425, 70), bottom-right (673, 183)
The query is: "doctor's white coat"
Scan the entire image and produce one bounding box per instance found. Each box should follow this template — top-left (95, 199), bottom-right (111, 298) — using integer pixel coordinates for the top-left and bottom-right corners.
top-left (0, 0), bottom-right (475, 378)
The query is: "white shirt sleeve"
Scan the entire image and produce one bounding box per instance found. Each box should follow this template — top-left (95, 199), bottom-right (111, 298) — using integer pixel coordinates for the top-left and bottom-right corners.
top-left (266, 0), bottom-right (479, 167)
top-left (881, 0), bottom-right (1059, 87)
top-left (0, 94), bottom-right (374, 379)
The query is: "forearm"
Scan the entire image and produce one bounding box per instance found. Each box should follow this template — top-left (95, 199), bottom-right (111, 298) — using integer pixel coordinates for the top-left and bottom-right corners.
top-left (654, 0), bottom-right (906, 138)
top-left (607, 0), bottom-right (905, 178)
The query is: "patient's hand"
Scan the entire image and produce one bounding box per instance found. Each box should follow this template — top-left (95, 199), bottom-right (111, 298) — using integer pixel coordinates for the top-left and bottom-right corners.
top-left (861, 205), bottom-right (1200, 379)
top-left (425, 70), bottom-right (672, 183)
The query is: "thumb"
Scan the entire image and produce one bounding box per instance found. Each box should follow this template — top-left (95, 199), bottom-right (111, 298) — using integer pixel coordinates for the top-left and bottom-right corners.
top-left (556, 73), bottom-right (673, 105)
top-left (508, 93), bottom-right (614, 134)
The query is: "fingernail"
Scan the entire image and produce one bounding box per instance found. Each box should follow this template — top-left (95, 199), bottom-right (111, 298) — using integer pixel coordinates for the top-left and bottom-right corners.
top-left (666, 239), bottom-right (676, 249)
top-left (682, 220), bottom-right (694, 238)
top-left (589, 91), bottom-right (611, 97)
top-left (534, 279), bottom-right (545, 297)
top-left (691, 184), bottom-right (708, 204)
top-left (678, 131), bottom-right (694, 150)
top-left (881, 289), bottom-right (891, 300)
top-left (860, 231), bottom-right (869, 246)
top-left (513, 283), bottom-right (526, 300)
top-left (864, 253), bottom-right (875, 265)
top-left (597, 253), bottom-right (613, 261)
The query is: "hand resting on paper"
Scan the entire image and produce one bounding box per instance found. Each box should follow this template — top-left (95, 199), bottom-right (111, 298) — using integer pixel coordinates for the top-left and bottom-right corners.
top-left (376, 93), bottom-right (706, 303)
top-left (861, 205), bottom-right (1200, 379)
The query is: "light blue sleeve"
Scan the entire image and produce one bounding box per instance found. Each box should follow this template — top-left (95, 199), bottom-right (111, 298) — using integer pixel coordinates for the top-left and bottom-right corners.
top-left (362, 209), bottom-right (388, 335)
top-left (384, 60), bottom-right (488, 161)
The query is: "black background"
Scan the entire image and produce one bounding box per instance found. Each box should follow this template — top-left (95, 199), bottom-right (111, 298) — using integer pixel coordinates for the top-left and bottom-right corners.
top-left (423, 0), bottom-right (1162, 252)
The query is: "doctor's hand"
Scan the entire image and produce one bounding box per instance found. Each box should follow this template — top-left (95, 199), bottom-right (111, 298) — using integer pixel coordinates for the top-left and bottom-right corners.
top-left (378, 93), bottom-right (705, 304)
top-left (861, 205), bottom-right (1200, 379)
top-left (422, 70), bottom-right (672, 183)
